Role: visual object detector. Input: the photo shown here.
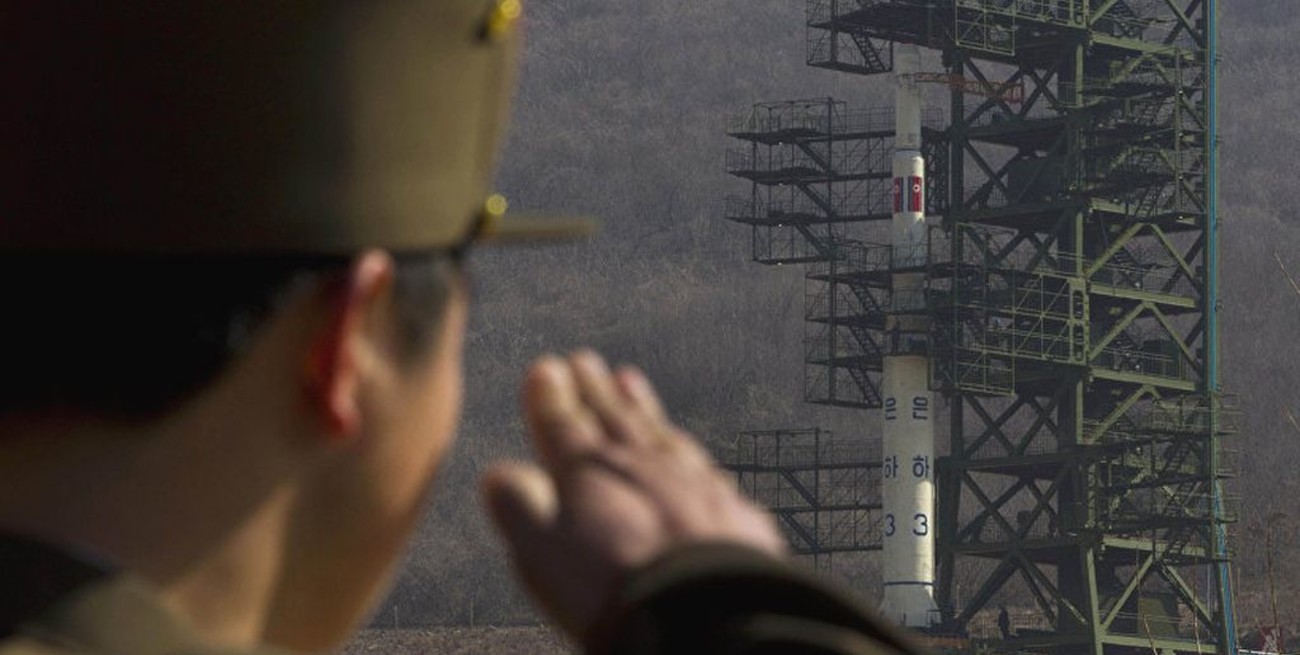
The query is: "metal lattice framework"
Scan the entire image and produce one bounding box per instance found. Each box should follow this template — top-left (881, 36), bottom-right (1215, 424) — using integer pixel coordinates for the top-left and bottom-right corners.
top-left (726, 99), bottom-right (946, 408)
top-left (723, 1), bottom-right (1236, 654)
top-left (727, 429), bottom-right (884, 566)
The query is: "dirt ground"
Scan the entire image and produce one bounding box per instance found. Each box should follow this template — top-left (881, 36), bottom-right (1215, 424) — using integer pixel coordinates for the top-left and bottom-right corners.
top-left (341, 627), bottom-right (572, 655)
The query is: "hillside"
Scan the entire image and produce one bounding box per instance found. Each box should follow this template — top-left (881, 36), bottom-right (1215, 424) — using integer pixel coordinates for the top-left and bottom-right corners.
top-left (369, 0), bottom-right (1300, 634)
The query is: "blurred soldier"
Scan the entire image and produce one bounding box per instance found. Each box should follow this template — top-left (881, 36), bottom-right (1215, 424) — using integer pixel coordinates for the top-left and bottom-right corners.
top-left (0, 2), bottom-right (918, 654)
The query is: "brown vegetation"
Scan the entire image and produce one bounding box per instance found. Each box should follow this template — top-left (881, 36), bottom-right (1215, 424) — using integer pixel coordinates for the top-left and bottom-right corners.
top-left (348, 0), bottom-right (1300, 644)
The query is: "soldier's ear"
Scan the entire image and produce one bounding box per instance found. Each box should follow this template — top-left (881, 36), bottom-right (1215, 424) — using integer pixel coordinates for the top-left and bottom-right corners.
top-left (303, 251), bottom-right (396, 441)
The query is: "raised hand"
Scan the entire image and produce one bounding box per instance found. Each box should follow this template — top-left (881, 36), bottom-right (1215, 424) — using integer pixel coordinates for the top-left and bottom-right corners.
top-left (480, 351), bottom-right (787, 641)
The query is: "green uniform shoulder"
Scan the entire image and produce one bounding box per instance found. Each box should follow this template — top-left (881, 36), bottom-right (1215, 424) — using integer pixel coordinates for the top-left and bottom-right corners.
top-left (0, 634), bottom-right (75, 655)
top-left (0, 536), bottom-right (278, 655)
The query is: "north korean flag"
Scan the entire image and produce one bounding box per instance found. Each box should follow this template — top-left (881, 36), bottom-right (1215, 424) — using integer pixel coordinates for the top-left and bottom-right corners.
top-left (908, 176), bottom-right (924, 213)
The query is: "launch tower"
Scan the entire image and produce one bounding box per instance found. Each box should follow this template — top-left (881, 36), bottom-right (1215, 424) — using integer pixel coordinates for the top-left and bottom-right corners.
top-left (723, 1), bottom-right (1236, 654)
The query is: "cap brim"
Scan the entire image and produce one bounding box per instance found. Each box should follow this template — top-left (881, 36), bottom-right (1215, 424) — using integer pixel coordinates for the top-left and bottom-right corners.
top-left (478, 213), bottom-right (600, 244)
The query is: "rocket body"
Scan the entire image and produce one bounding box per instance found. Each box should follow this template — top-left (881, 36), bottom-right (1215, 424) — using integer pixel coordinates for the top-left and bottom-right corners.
top-left (879, 43), bottom-right (938, 629)
top-left (880, 356), bottom-right (937, 627)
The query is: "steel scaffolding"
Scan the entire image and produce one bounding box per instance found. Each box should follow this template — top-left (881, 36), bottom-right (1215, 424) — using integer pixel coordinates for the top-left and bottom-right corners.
top-left (722, 1), bottom-right (1235, 654)
top-left (725, 99), bottom-right (946, 408)
top-left (726, 429), bottom-right (884, 568)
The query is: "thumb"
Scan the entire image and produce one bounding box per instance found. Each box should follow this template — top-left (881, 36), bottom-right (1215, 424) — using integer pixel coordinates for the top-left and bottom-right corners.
top-left (482, 461), bottom-right (598, 639)
top-left (480, 461), bottom-right (559, 556)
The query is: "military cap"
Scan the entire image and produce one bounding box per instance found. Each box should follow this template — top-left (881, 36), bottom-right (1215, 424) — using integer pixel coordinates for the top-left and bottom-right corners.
top-left (0, 0), bottom-right (592, 253)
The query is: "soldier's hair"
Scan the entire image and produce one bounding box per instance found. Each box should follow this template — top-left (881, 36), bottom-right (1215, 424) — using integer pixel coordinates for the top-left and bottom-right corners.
top-left (0, 253), bottom-right (457, 420)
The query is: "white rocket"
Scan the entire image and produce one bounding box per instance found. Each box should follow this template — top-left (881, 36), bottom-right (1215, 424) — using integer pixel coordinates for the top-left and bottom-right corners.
top-left (879, 43), bottom-right (938, 629)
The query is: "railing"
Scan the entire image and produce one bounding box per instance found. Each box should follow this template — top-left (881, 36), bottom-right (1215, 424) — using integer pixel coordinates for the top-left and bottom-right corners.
top-left (970, 322), bottom-right (1076, 362)
top-left (930, 225), bottom-right (1198, 293)
top-left (955, 1), bottom-right (1017, 56)
top-left (805, 0), bottom-right (835, 29)
top-left (750, 221), bottom-right (1203, 385)
top-left (728, 193), bottom-right (819, 226)
top-left (806, 0), bottom-right (934, 27)
top-left (1083, 418), bottom-right (1143, 444)
top-left (727, 183), bottom-right (896, 225)
top-left (1096, 489), bottom-right (1239, 526)
top-left (804, 359), bottom-right (882, 408)
top-left (1054, 253), bottom-right (1197, 299)
top-left (769, 183), bottom-right (894, 223)
top-left (1060, 77), bottom-right (1191, 111)
top-left (805, 281), bottom-right (887, 323)
top-left (723, 147), bottom-right (756, 175)
top-left (804, 0), bottom-right (1192, 58)
top-left (728, 101), bottom-right (943, 140)
top-left (825, 181), bottom-right (896, 220)
top-left (723, 195), bottom-right (758, 223)
top-left (806, 331), bottom-right (880, 362)
top-left (965, 609), bottom-right (1056, 640)
top-left (1003, 0), bottom-right (1084, 26)
top-left (726, 428), bottom-right (884, 554)
top-left (1092, 344), bottom-right (1186, 381)
top-left (727, 99), bottom-right (845, 137)
top-left (751, 225), bottom-right (830, 264)
top-left (964, 605), bottom-right (1224, 643)
top-left (733, 191), bottom-right (821, 226)
top-left (1091, 0), bottom-right (1187, 47)
top-left (739, 483), bottom-right (874, 512)
top-left (1107, 610), bottom-right (1197, 640)
top-left (730, 429), bottom-right (882, 469)
top-left (725, 146), bottom-right (824, 178)
top-left (944, 349), bottom-right (1015, 394)
top-left (727, 145), bottom-right (893, 181)
top-left (809, 239), bottom-right (893, 276)
top-left (1082, 396), bottom-right (1238, 479)
top-left (806, 19), bottom-right (894, 76)
top-left (1148, 397), bottom-right (1238, 434)
top-left (940, 315), bottom-right (1190, 383)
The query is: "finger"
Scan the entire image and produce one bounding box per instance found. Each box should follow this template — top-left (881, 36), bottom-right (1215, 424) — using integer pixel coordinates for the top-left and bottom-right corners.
top-left (479, 462), bottom-right (589, 633)
top-left (523, 356), bottom-right (604, 467)
top-left (654, 425), bottom-right (716, 471)
top-left (613, 366), bottom-right (668, 425)
top-left (569, 350), bottom-right (625, 415)
top-left (480, 461), bottom-right (560, 554)
top-left (569, 350), bottom-right (645, 444)
top-left (578, 429), bottom-right (719, 515)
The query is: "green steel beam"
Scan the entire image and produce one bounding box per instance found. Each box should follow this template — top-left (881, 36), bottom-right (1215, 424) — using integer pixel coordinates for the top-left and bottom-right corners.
top-left (1089, 385), bottom-right (1157, 445)
top-left (1091, 369), bottom-right (1197, 392)
top-left (1100, 553), bottom-right (1155, 631)
top-left (729, 2), bottom-right (1237, 653)
top-left (1157, 561), bottom-right (1217, 631)
top-left (1091, 34), bottom-right (1185, 57)
top-left (1090, 285), bottom-right (1198, 310)
top-left (1102, 635), bottom-right (1218, 653)
top-left (1103, 535), bottom-right (1212, 561)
